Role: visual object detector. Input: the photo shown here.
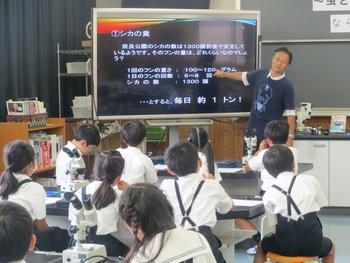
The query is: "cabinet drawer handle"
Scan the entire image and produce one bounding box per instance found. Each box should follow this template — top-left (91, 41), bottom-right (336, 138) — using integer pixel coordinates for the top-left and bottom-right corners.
top-left (313, 144), bottom-right (326, 148)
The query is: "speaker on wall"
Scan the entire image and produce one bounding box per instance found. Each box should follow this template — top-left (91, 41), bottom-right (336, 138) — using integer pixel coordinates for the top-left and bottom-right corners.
top-left (121, 0), bottom-right (210, 9)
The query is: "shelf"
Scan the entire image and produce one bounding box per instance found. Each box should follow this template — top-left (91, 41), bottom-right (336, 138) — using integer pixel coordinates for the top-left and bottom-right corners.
top-left (0, 118), bottom-right (66, 174)
top-left (29, 123), bottom-right (64, 132)
top-left (36, 166), bottom-right (56, 173)
top-left (59, 73), bottom-right (90, 77)
top-left (57, 43), bottom-right (91, 117)
top-left (58, 49), bottom-right (91, 55)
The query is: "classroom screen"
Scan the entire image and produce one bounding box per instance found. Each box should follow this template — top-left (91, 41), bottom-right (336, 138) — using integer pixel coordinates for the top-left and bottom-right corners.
top-left (93, 9), bottom-right (260, 120)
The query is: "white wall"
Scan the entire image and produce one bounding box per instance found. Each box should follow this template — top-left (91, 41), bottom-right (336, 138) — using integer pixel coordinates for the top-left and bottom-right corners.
top-left (210, 0), bottom-right (240, 10)
top-left (96, 0), bottom-right (121, 7)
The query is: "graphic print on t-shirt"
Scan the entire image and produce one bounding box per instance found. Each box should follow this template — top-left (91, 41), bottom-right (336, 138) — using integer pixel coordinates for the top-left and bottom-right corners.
top-left (254, 84), bottom-right (273, 113)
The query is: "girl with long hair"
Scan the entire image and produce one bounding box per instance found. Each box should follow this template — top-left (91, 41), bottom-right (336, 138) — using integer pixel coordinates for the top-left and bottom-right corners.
top-left (68, 150), bottom-right (129, 256)
top-left (187, 127), bottom-right (222, 181)
top-left (119, 183), bottom-right (215, 263)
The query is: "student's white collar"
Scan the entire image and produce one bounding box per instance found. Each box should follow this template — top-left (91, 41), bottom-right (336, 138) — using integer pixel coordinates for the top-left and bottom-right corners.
top-left (267, 70), bottom-right (285, 80)
top-left (177, 173), bottom-right (198, 181)
top-left (276, 171), bottom-right (295, 179)
top-left (126, 145), bottom-right (141, 151)
top-left (12, 173), bottom-right (31, 181)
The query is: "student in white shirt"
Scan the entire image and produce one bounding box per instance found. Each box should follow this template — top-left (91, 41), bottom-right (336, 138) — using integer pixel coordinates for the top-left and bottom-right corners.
top-left (56, 124), bottom-right (101, 186)
top-left (253, 145), bottom-right (335, 263)
top-left (161, 141), bottom-right (233, 263)
top-left (117, 121), bottom-right (157, 184)
top-left (69, 150), bottom-right (129, 257)
top-left (240, 120), bottom-right (299, 255)
top-left (0, 140), bottom-right (68, 252)
top-left (187, 127), bottom-right (222, 182)
top-left (119, 183), bottom-right (216, 263)
top-left (246, 120), bottom-right (298, 194)
top-left (0, 201), bottom-right (36, 263)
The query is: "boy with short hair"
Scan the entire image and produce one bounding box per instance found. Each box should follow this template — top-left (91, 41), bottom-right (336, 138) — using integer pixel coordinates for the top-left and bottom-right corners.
top-left (0, 201), bottom-right (36, 262)
top-left (160, 141), bottom-right (233, 263)
top-left (253, 145), bottom-right (335, 263)
top-left (245, 120), bottom-right (298, 193)
top-left (117, 121), bottom-right (157, 184)
top-left (56, 124), bottom-right (101, 186)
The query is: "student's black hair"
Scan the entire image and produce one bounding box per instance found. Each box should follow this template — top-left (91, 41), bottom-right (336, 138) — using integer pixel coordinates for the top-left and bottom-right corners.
top-left (74, 124), bottom-right (101, 146)
top-left (119, 183), bottom-right (176, 263)
top-left (92, 150), bottom-right (125, 210)
top-left (0, 140), bottom-right (34, 200)
top-left (164, 141), bottom-right (199, 176)
top-left (0, 201), bottom-right (33, 262)
top-left (263, 145), bottom-right (294, 178)
top-left (273, 47), bottom-right (293, 65)
top-left (187, 127), bottom-right (215, 175)
top-left (121, 121), bottom-right (146, 147)
top-left (264, 120), bottom-right (289, 145)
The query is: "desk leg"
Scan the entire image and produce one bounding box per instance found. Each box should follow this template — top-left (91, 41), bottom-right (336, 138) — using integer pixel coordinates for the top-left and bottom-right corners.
top-left (213, 219), bottom-right (235, 263)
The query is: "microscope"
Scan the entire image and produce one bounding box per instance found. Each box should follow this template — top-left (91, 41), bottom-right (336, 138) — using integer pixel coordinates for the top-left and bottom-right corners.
top-left (296, 102), bottom-right (312, 133)
top-left (242, 131), bottom-right (257, 165)
top-left (63, 193), bottom-right (107, 263)
top-left (61, 149), bottom-right (88, 193)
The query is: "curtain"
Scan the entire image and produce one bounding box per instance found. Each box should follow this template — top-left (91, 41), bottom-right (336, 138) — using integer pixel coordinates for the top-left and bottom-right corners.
top-left (0, 0), bottom-right (95, 120)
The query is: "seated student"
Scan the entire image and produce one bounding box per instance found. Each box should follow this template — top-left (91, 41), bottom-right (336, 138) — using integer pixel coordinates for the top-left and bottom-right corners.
top-left (69, 150), bottom-right (129, 257)
top-left (56, 124), bottom-right (101, 186)
top-left (241, 120), bottom-right (299, 255)
top-left (245, 120), bottom-right (298, 194)
top-left (187, 127), bottom-right (222, 182)
top-left (0, 201), bottom-right (36, 263)
top-left (0, 140), bottom-right (68, 252)
top-left (117, 121), bottom-right (157, 184)
top-left (160, 141), bottom-right (233, 263)
top-left (253, 145), bottom-right (335, 263)
top-left (119, 183), bottom-right (216, 263)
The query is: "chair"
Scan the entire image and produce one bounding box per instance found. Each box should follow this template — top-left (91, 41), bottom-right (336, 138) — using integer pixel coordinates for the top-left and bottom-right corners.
top-left (261, 215), bottom-right (320, 263)
top-left (266, 252), bottom-right (318, 263)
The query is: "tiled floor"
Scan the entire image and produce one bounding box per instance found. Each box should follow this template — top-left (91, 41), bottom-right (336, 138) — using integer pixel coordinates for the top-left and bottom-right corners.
top-left (235, 214), bottom-right (350, 263)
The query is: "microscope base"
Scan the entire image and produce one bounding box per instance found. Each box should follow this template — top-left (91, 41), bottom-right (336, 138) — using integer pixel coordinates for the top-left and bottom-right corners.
top-left (63, 243), bottom-right (107, 263)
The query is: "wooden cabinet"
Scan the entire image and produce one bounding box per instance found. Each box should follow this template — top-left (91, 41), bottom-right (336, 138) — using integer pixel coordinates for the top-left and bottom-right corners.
top-left (0, 118), bottom-right (66, 174)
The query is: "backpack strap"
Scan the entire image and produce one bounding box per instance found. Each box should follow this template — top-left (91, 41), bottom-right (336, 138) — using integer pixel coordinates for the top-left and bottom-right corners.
top-left (2, 179), bottom-right (33, 201)
top-left (272, 176), bottom-right (303, 220)
top-left (174, 180), bottom-right (205, 228)
top-left (180, 259), bottom-right (193, 263)
top-left (18, 178), bottom-right (33, 188)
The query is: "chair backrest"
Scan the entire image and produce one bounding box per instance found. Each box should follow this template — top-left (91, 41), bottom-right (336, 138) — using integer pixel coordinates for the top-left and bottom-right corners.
top-left (267, 251), bottom-right (319, 262)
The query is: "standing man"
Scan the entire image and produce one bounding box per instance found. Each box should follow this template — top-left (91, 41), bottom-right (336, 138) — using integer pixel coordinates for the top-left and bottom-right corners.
top-left (214, 47), bottom-right (295, 148)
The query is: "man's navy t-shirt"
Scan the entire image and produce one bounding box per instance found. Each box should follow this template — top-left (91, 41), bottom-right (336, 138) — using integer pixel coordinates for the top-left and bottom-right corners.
top-left (245, 68), bottom-right (295, 136)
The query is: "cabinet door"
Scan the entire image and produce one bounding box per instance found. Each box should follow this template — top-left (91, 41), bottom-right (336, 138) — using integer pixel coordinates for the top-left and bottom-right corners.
top-left (329, 141), bottom-right (350, 207)
top-left (294, 140), bottom-right (329, 201)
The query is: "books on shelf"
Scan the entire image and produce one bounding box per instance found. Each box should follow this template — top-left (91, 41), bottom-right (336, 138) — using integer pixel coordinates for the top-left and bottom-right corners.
top-left (6, 98), bottom-right (48, 128)
top-left (29, 132), bottom-right (64, 170)
top-left (6, 97), bottom-right (46, 116)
